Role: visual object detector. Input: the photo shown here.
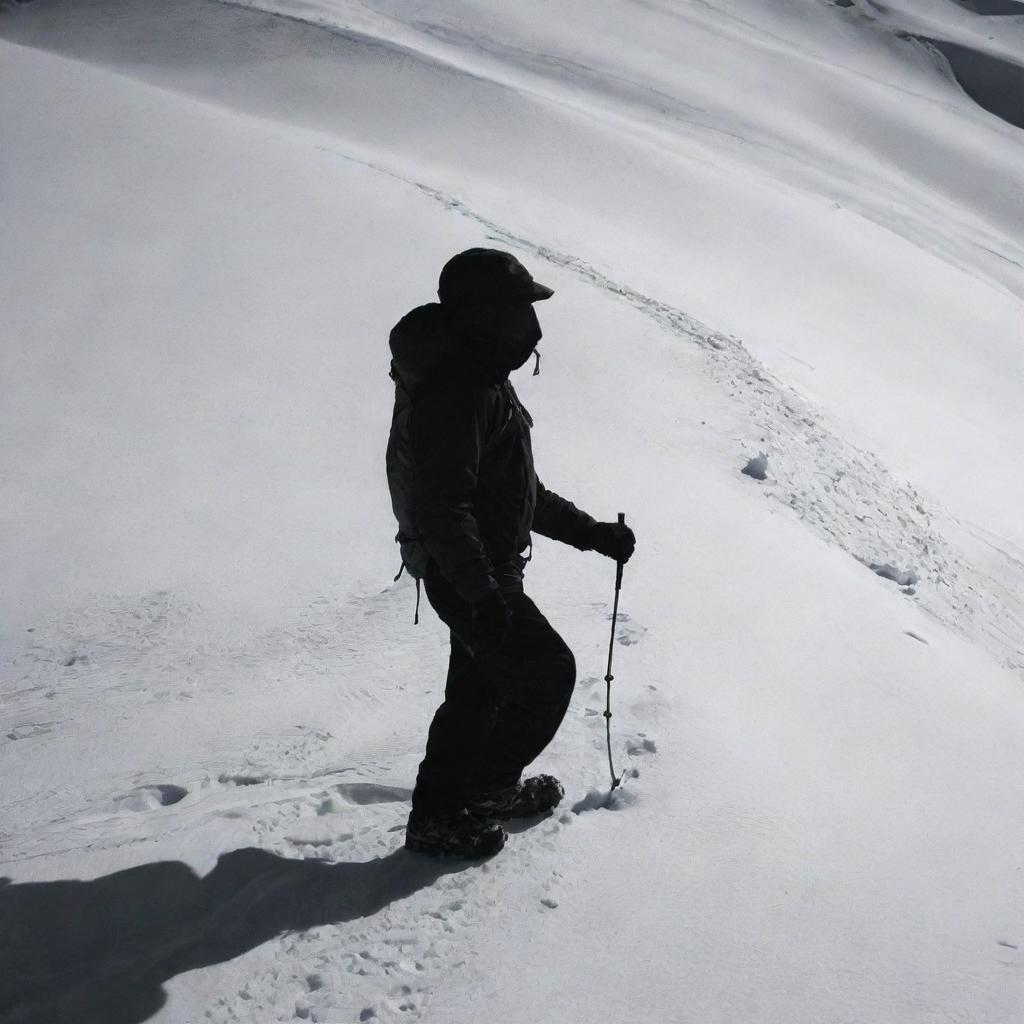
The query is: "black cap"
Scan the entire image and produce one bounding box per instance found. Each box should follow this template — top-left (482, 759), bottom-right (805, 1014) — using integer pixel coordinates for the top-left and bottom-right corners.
top-left (438, 248), bottom-right (554, 308)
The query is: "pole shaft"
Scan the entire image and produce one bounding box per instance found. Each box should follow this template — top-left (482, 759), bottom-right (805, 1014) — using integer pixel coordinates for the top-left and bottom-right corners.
top-left (604, 512), bottom-right (627, 790)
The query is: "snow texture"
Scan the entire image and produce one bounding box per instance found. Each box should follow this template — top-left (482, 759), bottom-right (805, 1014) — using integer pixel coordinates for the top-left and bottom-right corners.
top-left (2, 1), bottom-right (1023, 1022)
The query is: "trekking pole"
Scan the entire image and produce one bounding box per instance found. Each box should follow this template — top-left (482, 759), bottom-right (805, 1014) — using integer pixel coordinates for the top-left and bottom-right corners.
top-left (604, 512), bottom-right (627, 791)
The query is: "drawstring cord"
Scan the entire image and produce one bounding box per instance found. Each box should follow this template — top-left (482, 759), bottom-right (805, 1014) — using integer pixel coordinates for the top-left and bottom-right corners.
top-left (532, 348), bottom-right (541, 376)
top-left (393, 561), bottom-right (421, 625)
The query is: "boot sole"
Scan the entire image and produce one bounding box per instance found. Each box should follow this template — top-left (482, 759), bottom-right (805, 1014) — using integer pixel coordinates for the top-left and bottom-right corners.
top-left (466, 792), bottom-right (564, 821)
top-left (468, 804), bottom-right (560, 822)
top-left (404, 829), bottom-right (507, 859)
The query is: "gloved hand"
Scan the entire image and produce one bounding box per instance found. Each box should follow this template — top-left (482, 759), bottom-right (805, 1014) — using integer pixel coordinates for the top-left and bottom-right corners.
top-left (472, 590), bottom-right (512, 651)
top-left (588, 521), bottom-right (636, 563)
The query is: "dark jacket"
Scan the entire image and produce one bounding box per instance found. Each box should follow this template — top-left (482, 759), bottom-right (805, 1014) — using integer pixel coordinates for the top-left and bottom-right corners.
top-left (386, 301), bottom-right (596, 604)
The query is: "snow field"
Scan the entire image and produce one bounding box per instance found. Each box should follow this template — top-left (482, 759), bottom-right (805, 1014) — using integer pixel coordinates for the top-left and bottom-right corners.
top-left (1, 1), bottom-right (1023, 1022)
top-left (5, 0), bottom-right (1024, 546)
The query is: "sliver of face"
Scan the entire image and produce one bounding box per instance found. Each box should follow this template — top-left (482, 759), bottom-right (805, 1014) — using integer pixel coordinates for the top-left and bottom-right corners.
top-left (457, 300), bottom-right (542, 378)
top-left (493, 302), bottom-right (542, 375)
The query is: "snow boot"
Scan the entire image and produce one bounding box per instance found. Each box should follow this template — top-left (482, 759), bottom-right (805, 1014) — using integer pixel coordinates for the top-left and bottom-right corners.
top-left (466, 774), bottom-right (564, 820)
top-left (405, 808), bottom-right (507, 859)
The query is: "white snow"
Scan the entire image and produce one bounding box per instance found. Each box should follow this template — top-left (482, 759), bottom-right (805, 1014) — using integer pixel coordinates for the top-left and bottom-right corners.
top-left (1, 1), bottom-right (1023, 1022)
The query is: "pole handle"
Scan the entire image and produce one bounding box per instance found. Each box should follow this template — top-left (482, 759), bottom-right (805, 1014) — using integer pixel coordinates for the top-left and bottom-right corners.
top-left (615, 512), bottom-right (626, 590)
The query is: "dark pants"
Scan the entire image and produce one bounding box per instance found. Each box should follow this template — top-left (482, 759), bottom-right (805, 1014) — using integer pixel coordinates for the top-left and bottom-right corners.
top-left (411, 557), bottom-right (577, 817)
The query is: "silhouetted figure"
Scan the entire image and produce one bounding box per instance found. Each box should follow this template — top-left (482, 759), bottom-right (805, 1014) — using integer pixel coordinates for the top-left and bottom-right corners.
top-left (386, 249), bottom-right (636, 857)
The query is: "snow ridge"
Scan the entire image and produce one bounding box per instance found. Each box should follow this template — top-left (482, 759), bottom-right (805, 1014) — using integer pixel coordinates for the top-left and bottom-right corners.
top-left (358, 164), bottom-right (1024, 679)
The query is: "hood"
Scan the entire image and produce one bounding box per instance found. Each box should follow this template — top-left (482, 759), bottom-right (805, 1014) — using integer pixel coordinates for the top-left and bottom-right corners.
top-left (389, 301), bottom-right (542, 393)
top-left (389, 303), bottom-right (463, 394)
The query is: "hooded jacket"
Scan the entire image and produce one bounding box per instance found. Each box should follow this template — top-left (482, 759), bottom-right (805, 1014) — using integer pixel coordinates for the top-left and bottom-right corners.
top-left (386, 300), bottom-right (596, 605)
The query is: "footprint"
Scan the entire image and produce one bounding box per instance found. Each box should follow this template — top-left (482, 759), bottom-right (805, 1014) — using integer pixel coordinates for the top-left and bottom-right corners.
top-left (6, 722), bottom-right (57, 741)
top-left (295, 724), bottom-right (334, 742)
top-left (625, 736), bottom-right (658, 756)
top-left (114, 784), bottom-right (188, 811)
top-left (616, 622), bottom-right (647, 646)
top-left (869, 562), bottom-right (919, 587)
top-left (217, 765), bottom-right (357, 789)
top-left (218, 773), bottom-right (269, 787)
top-left (284, 837), bottom-right (336, 849)
top-left (610, 611), bottom-right (647, 646)
top-left (333, 783), bottom-right (412, 806)
top-left (150, 784), bottom-right (188, 805)
top-left (571, 786), bottom-right (635, 814)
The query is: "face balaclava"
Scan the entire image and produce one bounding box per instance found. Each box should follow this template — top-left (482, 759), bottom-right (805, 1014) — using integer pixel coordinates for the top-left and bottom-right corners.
top-left (449, 300), bottom-right (542, 383)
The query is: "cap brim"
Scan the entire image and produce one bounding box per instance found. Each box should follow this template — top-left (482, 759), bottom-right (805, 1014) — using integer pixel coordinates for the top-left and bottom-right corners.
top-left (531, 282), bottom-right (555, 301)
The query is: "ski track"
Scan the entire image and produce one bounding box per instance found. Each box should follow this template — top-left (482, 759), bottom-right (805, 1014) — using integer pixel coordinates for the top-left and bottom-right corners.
top-left (391, 170), bottom-right (1022, 680)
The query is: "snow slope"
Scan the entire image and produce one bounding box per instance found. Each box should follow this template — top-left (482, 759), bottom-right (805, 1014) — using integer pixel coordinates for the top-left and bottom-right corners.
top-left (1, 1), bottom-right (1023, 1022)
top-left (5, 0), bottom-right (1023, 551)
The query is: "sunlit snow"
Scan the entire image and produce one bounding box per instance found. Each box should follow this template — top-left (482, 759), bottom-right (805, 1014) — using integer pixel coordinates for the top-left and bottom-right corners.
top-left (2, 1), bottom-right (1023, 1022)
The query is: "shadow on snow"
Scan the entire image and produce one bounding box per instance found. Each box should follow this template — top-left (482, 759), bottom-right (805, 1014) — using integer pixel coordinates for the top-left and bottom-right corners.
top-left (0, 845), bottom-right (461, 1023)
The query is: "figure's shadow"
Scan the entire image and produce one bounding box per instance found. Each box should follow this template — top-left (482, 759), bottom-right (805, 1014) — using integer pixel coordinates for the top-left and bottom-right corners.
top-left (0, 845), bottom-right (462, 1023)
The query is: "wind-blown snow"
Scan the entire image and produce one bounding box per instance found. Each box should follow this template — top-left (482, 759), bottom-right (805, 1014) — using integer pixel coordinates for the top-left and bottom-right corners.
top-left (1, 1), bottom-right (1023, 1022)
